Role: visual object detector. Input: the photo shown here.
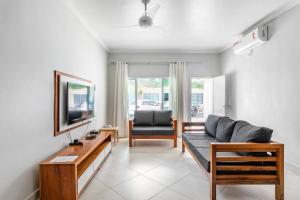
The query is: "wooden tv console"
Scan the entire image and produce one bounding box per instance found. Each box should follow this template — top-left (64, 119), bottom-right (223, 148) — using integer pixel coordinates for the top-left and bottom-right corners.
top-left (39, 131), bottom-right (112, 200)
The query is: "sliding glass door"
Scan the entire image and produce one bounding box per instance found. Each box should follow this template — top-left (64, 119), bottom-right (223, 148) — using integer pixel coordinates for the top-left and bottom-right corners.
top-left (128, 78), bottom-right (170, 119)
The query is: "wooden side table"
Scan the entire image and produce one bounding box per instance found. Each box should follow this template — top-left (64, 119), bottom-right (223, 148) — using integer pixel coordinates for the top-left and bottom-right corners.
top-left (101, 127), bottom-right (119, 144)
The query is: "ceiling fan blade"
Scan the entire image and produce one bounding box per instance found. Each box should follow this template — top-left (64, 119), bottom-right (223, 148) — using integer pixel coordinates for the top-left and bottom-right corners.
top-left (114, 24), bottom-right (139, 29)
top-left (146, 4), bottom-right (160, 19)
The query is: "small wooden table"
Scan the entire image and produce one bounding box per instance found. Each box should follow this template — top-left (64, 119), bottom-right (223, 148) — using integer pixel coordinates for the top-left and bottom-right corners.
top-left (101, 127), bottom-right (119, 144)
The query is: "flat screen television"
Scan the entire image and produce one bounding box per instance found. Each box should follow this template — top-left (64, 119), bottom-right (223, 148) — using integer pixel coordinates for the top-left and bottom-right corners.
top-left (67, 82), bottom-right (95, 125)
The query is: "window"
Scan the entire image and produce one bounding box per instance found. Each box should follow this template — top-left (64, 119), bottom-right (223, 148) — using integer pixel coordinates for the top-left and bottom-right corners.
top-left (143, 93), bottom-right (159, 102)
top-left (191, 79), bottom-right (204, 121)
top-left (128, 78), bottom-right (170, 118)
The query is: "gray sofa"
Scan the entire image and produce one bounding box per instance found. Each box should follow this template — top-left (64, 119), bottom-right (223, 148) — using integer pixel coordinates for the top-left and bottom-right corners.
top-left (182, 115), bottom-right (284, 200)
top-left (129, 110), bottom-right (177, 147)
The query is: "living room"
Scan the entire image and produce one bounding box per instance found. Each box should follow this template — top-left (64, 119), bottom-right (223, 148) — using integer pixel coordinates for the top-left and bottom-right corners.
top-left (1, 0), bottom-right (300, 200)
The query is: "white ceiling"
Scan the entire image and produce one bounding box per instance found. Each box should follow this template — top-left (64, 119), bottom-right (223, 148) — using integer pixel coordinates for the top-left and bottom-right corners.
top-left (67, 0), bottom-right (299, 52)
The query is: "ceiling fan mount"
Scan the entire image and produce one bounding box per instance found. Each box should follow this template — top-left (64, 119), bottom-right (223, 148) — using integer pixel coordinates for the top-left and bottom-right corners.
top-left (141, 0), bottom-right (151, 4)
top-left (115, 0), bottom-right (160, 29)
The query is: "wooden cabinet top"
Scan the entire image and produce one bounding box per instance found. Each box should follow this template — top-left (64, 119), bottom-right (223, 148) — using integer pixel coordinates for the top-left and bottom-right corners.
top-left (40, 131), bottom-right (112, 166)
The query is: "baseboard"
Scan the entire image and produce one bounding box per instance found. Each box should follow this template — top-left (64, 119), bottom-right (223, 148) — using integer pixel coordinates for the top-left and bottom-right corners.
top-left (24, 188), bottom-right (39, 200)
top-left (286, 162), bottom-right (300, 176)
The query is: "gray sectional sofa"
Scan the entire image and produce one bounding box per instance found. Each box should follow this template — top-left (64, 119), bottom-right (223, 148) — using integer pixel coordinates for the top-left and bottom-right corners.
top-left (129, 110), bottom-right (177, 147)
top-left (182, 115), bottom-right (284, 200)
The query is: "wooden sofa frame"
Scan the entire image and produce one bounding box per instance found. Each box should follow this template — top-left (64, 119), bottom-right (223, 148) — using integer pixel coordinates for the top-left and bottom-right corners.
top-left (182, 122), bottom-right (284, 200)
top-left (129, 119), bottom-right (177, 147)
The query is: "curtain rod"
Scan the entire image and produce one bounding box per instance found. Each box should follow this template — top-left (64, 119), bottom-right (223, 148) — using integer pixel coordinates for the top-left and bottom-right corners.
top-left (110, 61), bottom-right (203, 64)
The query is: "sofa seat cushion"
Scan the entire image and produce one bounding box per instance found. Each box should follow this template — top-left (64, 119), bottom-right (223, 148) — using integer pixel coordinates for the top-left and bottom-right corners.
top-left (132, 127), bottom-right (153, 135)
top-left (205, 115), bottom-right (221, 137)
top-left (216, 117), bottom-right (237, 142)
top-left (154, 111), bottom-right (172, 126)
top-left (134, 111), bottom-right (154, 126)
top-left (188, 139), bottom-right (218, 148)
top-left (152, 126), bottom-right (174, 135)
top-left (183, 133), bottom-right (217, 149)
top-left (190, 147), bottom-right (239, 172)
top-left (182, 133), bottom-right (214, 141)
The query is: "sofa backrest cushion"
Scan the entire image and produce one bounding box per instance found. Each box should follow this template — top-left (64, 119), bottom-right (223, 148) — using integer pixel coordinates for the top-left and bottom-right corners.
top-left (231, 121), bottom-right (273, 156)
top-left (216, 117), bottom-right (237, 142)
top-left (231, 121), bottom-right (273, 143)
top-left (153, 111), bottom-right (172, 126)
top-left (205, 115), bottom-right (221, 137)
top-left (134, 111), bottom-right (154, 126)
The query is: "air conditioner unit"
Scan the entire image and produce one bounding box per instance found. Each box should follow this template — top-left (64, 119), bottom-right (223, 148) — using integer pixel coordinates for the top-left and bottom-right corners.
top-left (233, 26), bottom-right (268, 55)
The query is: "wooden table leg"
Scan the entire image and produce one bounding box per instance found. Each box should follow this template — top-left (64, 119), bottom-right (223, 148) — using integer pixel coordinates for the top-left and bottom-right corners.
top-left (117, 130), bottom-right (119, 142)
top-left (113, 131), bottom-right (116, 144)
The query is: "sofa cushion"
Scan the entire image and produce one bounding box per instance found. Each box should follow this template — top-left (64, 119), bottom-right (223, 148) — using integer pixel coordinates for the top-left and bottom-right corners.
top-left (190, 147), bottom-right (239, 172)
top-left (182, 133), bottom-right (214, 141)
top-left (205, 115), bottom-right (221, 137)
top-left (191, 147), bottom-right (211, 171)
top-left (231, 121), bottom-right (273, 143)
top-left (231, 121), bottom-right (273, 156)
top-left (134, 111), bottom-right (154, 126)
top-left (188, 139), bottom-right (218, 148)
top-left (183, 133), bottom-right (216, 147)
top-left (152, 126), bottom-right (174, 135)
top-left (216, 117), bottom-right (237, 142)
top-left (132, 127), bottom-right (152, 135)
top-left (153, 111), bottom-right (172, 126)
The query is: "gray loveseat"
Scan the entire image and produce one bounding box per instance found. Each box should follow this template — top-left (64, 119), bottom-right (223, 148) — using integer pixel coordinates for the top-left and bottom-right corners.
top-left (129, 110), bottom-right (177, 147)
top-left (182, 115), bottom-right (284, 200)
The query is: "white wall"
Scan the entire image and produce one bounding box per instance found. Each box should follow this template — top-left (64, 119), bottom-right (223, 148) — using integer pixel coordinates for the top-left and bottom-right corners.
top-left (107, 52), bottom-right (221, 124)
top-left (0, 0), bottom-right (107, 199)
top-left (221, 5), bottom-right (300, 168)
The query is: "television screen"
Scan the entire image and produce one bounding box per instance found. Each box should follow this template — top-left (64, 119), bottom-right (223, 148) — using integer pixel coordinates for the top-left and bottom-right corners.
top-left (67, 82), bottom-right (95, 125)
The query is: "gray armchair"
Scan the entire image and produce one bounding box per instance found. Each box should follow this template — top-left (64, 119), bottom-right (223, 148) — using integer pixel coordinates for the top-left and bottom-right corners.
top-left (129, 110), bottom-right (177, 147)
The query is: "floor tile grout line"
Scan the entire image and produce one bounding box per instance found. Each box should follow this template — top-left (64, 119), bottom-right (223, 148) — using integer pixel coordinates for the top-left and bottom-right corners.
top-left (110, 187), bottom-right (129, 200)
top-left (97, 172), bottom-right (140, 188)
top-left (165, 173), bottom-right (194, 200)
top-left (91, 139), bottom-right (201, 200)
top-left (140, 168), bottom-right (192, 188)
top-left (92, 175), bottom-right (128, 200)
top-left (108, 175), bottom-right (166, 200)
top-left (146, 187), bottom-right (169, 200)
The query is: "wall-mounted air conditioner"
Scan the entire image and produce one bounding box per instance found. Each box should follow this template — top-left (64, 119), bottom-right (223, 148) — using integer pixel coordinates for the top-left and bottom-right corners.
top-left (233, 26), bottom-right (268, 55)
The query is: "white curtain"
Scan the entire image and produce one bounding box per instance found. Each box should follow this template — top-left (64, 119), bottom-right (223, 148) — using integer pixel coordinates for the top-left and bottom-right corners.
top-left (113, 61), bottom-right (129, 137)
top-left (169, 62), bottom-right (189, 136)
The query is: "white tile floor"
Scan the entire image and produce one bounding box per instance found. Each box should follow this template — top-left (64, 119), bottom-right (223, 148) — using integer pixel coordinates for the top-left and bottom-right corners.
top-left (80, 139), bottom-right (300, 200)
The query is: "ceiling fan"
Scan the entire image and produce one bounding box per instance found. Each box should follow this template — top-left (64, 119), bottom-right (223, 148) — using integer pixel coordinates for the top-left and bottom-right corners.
top-left (116, 0), bottom-right (160, 28)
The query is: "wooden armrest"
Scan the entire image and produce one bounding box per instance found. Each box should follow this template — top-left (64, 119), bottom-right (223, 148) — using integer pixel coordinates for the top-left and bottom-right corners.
top-left (209, 141), bottom-right (284, 184)
top-left (182, 122), bottom-right (205, 133)
top-left (210, 141), bottom-right (283, 153)
top-left (172, 119), bottom-right (177, 131)
top-left (129, 120), bottom-right (133, 131)
top-left (182, 122), bottom-right (205, 126)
